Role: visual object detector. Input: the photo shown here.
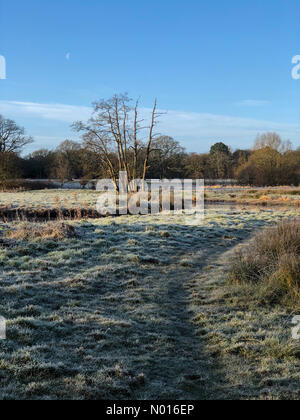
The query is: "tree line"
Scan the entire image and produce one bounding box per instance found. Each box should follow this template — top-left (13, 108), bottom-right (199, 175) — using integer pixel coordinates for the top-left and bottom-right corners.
top-left (1, 95), bottom-right (300, 187)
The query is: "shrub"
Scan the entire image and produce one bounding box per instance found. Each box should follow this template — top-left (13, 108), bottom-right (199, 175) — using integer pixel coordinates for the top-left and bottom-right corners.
top-left (7, 222), bottom-right (77, 241)
top-left (228, 220), bottom-right (300, 306)
top-left (0, 180), bottom-right (56, 192)
top-left (260, 194), bottom-right (271, 202)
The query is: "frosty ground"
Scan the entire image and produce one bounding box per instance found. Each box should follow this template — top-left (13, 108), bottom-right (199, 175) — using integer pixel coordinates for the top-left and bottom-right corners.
top-left (1, 186), bottom-right (300, 211)
top-left (0, 205), bottom-right (299, 399)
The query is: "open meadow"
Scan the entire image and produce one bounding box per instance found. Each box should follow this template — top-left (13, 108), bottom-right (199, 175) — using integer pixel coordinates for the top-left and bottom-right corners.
top-left (0, 188), bottom-right (299, 399)
top-left (1, 185), bottom-right (300, 221)
top-left (205, 186), bottom-right (300, 206)
top-left (2, 0), bottom-right (300, 403)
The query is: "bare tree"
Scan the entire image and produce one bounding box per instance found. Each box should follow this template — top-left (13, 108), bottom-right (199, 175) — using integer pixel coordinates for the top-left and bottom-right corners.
top-left (72, 94), bottom-right (161, 191)
top-left (254, 132), bottom-right (292, 154)
top-left (0, 115), bottom-right (33, 154)
top-left (142, 99), bottom-right (157, 183)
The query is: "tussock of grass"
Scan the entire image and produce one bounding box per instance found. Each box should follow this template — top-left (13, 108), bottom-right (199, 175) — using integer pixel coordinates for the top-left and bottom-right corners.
top-left (228, 220), bottom-right (300, 306)
top-left (7, 222), bottom-right (77, 241)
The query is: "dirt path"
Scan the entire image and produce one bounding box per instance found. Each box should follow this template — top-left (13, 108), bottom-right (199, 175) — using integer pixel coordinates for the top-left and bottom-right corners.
top-left (129, 223), bottom-right (257, 399)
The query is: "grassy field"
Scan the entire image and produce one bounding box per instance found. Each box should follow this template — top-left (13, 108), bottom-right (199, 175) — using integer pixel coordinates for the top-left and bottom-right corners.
top-left (0, 198), bottom-right (300, 400)
top-left (0, 189), bottom-right (101, 210)
top-left (205, 186), bottom-right (300, 206)
top-left (1, 186), bottom-right (300, 213)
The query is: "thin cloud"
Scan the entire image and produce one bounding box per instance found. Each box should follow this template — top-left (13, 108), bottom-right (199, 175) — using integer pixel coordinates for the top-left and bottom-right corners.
top-left (0, 101), bottom-right (91, 123)
top-left (66, 52), bottom-right (71, 61)
top-left (0, 100), bottom-right (299, 152)
top-left (236, 99), bottom-right (270, 107)
top-left (156, 109), bottom-right (299, 150)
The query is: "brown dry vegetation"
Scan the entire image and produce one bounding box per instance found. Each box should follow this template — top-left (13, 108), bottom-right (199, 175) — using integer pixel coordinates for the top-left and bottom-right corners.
top-left (6, 222), bottom-right (78, 241)
top-left (0, 180), bottom-right (56, 192)
top-left (205, 187), bottom-right (300, 207)
top-left (228, 220), bottom-right (300, 308)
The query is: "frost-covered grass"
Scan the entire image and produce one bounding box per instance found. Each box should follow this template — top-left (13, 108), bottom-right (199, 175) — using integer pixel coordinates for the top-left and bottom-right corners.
top-left (228, 220), bottom-right (300, 308)
top-left (0, 189), bottom-right (102, 210)
top-left (0, 206), bottom-right (299, 399)
top-left (1, 187), bottom-right (300, 213)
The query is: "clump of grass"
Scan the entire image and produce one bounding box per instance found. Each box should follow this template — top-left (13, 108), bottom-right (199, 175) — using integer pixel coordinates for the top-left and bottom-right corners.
top-left (7, 222), bottom-right (78, 241)
top-left (260, 194), bottom-right (271, 202)
top-left (228, 220), bottom-right (300, 307)
top-left (277, 190), bottom-right (300, 196)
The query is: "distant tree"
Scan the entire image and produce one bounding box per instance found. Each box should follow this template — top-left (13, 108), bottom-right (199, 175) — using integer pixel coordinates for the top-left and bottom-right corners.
top-left (0, 115), bottom-right (33, 154)
top-left (210, 142), bottom-right (230, 156)
top-left (208, 142), bottom-right (232, 179)
top-left (236, 147), bottom-right (282, 186)
top-left (53, 154), bottom-right (72, 186)
top-left (0, 152), bottom-right (23, 183)
top-left (146, 136), bottom-right (186, 178)
top-left (232, 149), bottom-right (252, 177)
top-left (185, 153), bottom-right (211, 179)
top-left (232, 149), bottom-right (251, 166)
top-left (23, 149), bottom-right (55, 179)
top-left (235, 161), bottom-right (254, 185)
top-left (79, 148), bottom-right (106, 188)
top-left (55, 140), bottom-right (83, 178)
top-left (254, 132), bottom-right (292, 153)
top-left (280, 150), bottom-right (300, 185)
top-left (51, 140), bottom-right (83, 184)
top-left (209, 153), bottom-right (232, 179)
top-left (234, 133), bottom-right (297, 186)
top-left (0, 115), bottom-right (32, 184)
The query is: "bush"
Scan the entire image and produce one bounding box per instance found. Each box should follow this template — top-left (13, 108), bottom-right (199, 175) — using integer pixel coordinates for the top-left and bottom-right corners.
top-left (228, 220), bottom-right (300, 306)
top-left (0, 180), bottom-right (56, 192)
top-left (7, 222), bottom-right (77, 241)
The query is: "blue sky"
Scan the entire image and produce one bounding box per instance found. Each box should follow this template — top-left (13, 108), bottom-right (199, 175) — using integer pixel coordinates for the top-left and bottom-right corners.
top-left (0, 0), bottom-right (299, 154)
